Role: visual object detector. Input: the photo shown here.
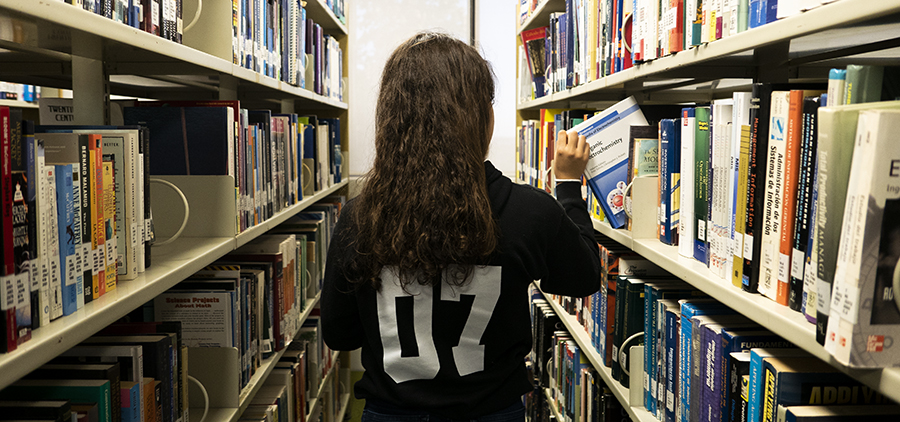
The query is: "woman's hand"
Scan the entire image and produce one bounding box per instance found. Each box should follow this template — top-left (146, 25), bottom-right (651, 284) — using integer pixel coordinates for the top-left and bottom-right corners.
top-left (554, 130), bottom-right (590, 180)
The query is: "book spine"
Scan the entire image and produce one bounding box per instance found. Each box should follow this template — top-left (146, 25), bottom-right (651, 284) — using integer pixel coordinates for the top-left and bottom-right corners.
top-left (102, 160), bottom-right (117, 293)
top-left (801, 153), bottom-right (819, 323)
top-left (70, 160), bottom-right (84, 312)
top-left (24, 132), bottom-right (41, 331)
top-left (1, 107), bottom-right (12, 276)
top-left (78, 137), bottom-right (93, 305)
top-left (733, 125), bottom-right (751, 289)
top-left (826, 68), bottom-right (846, 107)
top-left (774, 90), bottom-right (806, 306)
top-left (56, 164), bottom-right (77, 316)
top-left (788, 96), bottom-right (819, 311)
top-left (680, 108), bottom-right (696, 258)
top-left (660, 120), bottom-right (672, 245)
top-left (727, 355), bottom-right (750, 422)
top-left (744, 84), bottom-right (770, 293)
top-left (758, 91), bottom-right (789, 302)
top-left (645, 285), bottom-right (657, 415)
top-left (694, 107), bottom-right (711, 265)
top-left (665, 307), bottom-right (679, 422)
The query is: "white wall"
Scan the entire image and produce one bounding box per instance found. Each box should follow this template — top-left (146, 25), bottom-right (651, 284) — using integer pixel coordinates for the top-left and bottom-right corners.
top-left (348, 1), bottom-right (516, 178)
top-left (347, 0), bottom-right (471, 177)
top-left (476, 1), bottom-right (516, 177)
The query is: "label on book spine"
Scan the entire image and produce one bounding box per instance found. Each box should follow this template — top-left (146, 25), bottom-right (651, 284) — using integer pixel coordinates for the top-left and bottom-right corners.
top-left (29, 259), bottom-right (39, 291)
top-left (15, 274), bottom-right (28, 308)
top-left (830, 283), bottom-right (860, 324)
top-left (790, 249), bottom-right (804, 280)
top-left (2, 275), bottom-right (14, 310)
top-left (66, 255), bottom-right (77, 286)
top-left (92, 249), bottom-right (101, 275)
top-left (744, 234), bottom-right (754, 257)
top-left (698, 220), bottom-right (706, 241)
top-left (778, 253), bottom-right (789, 283)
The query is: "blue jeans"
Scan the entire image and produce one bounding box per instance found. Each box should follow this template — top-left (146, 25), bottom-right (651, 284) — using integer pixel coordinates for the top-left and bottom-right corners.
top-left (360, 400), bottom-right (525, 422)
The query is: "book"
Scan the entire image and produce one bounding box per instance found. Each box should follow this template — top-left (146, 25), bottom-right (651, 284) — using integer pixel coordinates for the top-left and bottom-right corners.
top-left (785, 405), bottom-right (900, 421)
top-left (710, 99), bottom-right (734, 279)
top-left (693, 106), bottom-right (711, 265)
top-left (718, 330), bottom-right (793, 422)
top-left (659, 119), bottom-right (681, 246)
top-left (732, 124), bottom-right (752, 289)
top-left (747, 348), bottom-right (808, 422)
top-left (727, 351), bottom-right (751, 422)
top-left (826, 109), bottom-right (900, 368)
top-left (25, 363), bottom-right (122, 422)
top-left (0, 379), bottom-right (111, 422)
top-left (101, 160), bottom-right (116, 294)
top-left (121, 381), bottom-right (140, 422)
top-left (122, 107), bottom-right (232, 176)
top-left (568, 96), bottom-right (649, 229)
top-left (788, 96), bottom-right (820, 312)
top-left (680, 108), bottom-right (696, 258)
top-left (844, 65), bottom-right (884, 105)
top-left (0, 400), bottom-right (72, 422)
top-left (827, 69), bottom-right (847, 107)
top-left (678, 299), bottom-right (731, 422)
top-left (813, 101), bottom-right (900, 345)
top-left (761, 356), bottom-right (888, 422)
top-left (54, 164), bottom-right (79, 316)
top-left (521, 26), bottom-right (549, 99)
top-left (71, 402), bottom-right (100, 422)
top-left (758, 90), bottom-right (790, 303)
top-left (88, 135), bottom-right (105, 300)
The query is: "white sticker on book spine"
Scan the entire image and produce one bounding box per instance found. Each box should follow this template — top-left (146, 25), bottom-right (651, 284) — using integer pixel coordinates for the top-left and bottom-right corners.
top-left (698, 220), bottom-right (706, 241)
top-left (2, 276), bottom-right (14, 311)
top-left (778, 253), bottom-right (790, 282)
top-left (790, 249), bottom-right (805, 280)
top-left (92, 249), bottom-right (101, 275)
top-left (151, 2), bottom-right (159, 26)
top-left (66, 255), bottom-right (77, 286)
top-left (831, 283), bottom-right (860, 324)
top-left (15, 274), bottom-right (29, 308)
top-left (29, 260), bottom-right (40, 291)
top-left (743, 234), bottom-right (754, 258)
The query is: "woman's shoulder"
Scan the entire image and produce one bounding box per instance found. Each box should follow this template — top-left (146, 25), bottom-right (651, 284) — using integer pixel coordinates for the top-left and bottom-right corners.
top-left (506, 182), bottom-right (567, 214)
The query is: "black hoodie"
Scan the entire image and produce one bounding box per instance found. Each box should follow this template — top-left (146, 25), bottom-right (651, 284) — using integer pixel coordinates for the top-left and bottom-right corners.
top-left (321, 161), bottom-right (601, 419)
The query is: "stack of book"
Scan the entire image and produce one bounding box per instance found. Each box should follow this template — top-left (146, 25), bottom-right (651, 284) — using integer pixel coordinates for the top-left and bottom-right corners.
top-left (62, 0), bottom-right (182, 44)
top-left (0, 83), bottom-right (39, 103)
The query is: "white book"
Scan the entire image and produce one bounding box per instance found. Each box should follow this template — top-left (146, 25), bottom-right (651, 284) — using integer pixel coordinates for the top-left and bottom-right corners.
top-left (758, 91), bottom-right (790, 301)
top-left (710, 99), bottom-right (733, 279)
top-left (44, 166), bottom-right (62, 320)
top-left (569, 96), bottom-right (649, 229)
top-left (679, 108), bottom-right (696, 258)
top-left (827, 109), bottom-right (900, 367)
top-left (34, 139), bottom-right (50, 327)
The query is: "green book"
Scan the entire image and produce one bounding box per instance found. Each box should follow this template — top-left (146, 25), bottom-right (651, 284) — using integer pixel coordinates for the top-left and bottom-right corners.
top-left (694, 106), bottom-right (711, 265)
top-left (844, 65), bottom-right (884, 105)
top-left (813, 100), bottom-right (900, 345)
top-left (0, 379), bottom-right (111, 422)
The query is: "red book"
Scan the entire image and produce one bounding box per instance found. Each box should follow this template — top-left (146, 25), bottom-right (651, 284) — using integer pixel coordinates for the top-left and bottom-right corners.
top-left (0, 106), bottom-right (17, 352)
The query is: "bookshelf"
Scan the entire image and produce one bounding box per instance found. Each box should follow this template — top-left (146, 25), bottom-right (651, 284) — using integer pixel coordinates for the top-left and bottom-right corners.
top-left (516, 0), bottom-right (900, 414)
top-left (539, 282), bottom-right (657, 422)
top-left (0, 1), bottom-right (351, 421)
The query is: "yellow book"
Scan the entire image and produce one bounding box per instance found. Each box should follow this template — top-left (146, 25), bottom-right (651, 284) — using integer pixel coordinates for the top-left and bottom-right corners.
top-left (88, 135), bottom-right (104, 298)
top-left (102, 160), bottom-right (117, 292)
top-left (732, 125), bottom-right (751, 288)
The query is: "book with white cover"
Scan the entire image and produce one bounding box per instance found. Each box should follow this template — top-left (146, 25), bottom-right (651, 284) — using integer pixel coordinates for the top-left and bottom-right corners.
top-left (679, 108), bottom-right (696, 258)
top-left (827, 109), bottom-right (900, 368)
top-left (758, 91), bottom-right (790, 301)
top-left (569, 96), bottom-right (649, 229)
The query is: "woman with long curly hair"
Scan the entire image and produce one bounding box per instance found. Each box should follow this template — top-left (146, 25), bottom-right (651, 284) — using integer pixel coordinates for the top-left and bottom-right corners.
top-left (321, 32), bottom-right (601, 421)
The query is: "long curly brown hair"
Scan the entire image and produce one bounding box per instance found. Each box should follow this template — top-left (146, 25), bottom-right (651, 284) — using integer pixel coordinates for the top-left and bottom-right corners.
top-left (347, 32), bottom-right (500, 291)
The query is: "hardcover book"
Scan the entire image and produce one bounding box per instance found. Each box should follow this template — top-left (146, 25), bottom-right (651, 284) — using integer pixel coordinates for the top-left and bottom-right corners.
top-left (568, 96), bottom-right (649, 229)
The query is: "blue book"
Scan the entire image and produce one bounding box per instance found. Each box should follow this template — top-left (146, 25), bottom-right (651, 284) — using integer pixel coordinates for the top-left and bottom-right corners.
top-left (55, 164), bottom-right (78, 316)
top-left (765, 0), bottom-right (779, 24)
top-left (565, 0), bottom-right (575, 89)
top-left (696, 319), bottom-right (757, 422)
top-left (568, 97), bottom-right (648, 229)
top-left (664, 302), bottom-right (681, 422)
top-left (558, 12), bottom-right (568, 92)
top-left (747, 348), bottom-right (807, 422)
top-left (719, 330), bottom-right (793, 422)
top-left (121, 380), bottom-right (141, 422)
top-left (659, 119), bottom-right (681, 245)
top-left (748, 0), bottom-right (766, 28)
top-left (679, 300), bottom-right (731, 422)
top-left (644, 282), bottom-right (695, 415)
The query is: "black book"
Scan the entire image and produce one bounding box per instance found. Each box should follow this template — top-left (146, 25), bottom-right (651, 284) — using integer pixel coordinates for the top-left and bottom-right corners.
top-left (788, 96), bottom-right (820, 311)
top-left (24, 363), bottom-right (120, 422)
top-left (248, 111), bottom-right (273, 220)
top-left (0, 400), bottom-right (72, 422)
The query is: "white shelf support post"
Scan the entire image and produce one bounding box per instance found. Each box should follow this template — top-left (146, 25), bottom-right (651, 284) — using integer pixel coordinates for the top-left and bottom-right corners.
top-left (71, 31), bottom-right (108, 125)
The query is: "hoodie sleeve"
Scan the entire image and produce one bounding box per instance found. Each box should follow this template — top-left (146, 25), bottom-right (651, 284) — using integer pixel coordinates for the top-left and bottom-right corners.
top-left (321, 205), bottom-right (365, 351)
top-left (540, 181), bottom-right (602, 297)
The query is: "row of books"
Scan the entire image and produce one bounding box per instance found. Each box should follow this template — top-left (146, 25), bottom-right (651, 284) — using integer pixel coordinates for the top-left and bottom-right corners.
top-left (542, 243), bottom-right (900, 422)
top-left (517, 0), bottom-right (838, 102)
top-left (119, 100), bottom-right (342, 233)
top-left (61, 0), bottom-right (183, 44)
top-left (233, 0), bottom-right (345, 100)
top-left (0, 108), bottom-right (154, 353)
top-left (149, 198), bottom-right (340, 391)
top-left (529, 291), bottom-right (631, 422)
top-left (0, 83), bottom-right (39, 103)
top-left (517, 64), bottom-right (900, 368)
top-left (0, 102), bottom-right (343, 353)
